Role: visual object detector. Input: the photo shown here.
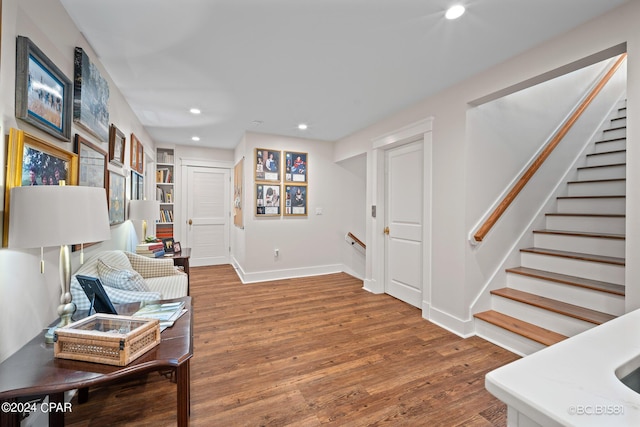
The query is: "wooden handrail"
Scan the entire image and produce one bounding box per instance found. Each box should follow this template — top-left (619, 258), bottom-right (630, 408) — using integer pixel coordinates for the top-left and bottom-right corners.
top-left (347, 232), bottom-right (366, 250)
top-left (473, 53), bottom-right (627, 243)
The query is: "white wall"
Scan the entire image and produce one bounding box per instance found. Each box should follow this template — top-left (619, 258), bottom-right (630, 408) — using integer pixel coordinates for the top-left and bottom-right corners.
top-left (232, 132), bottom-right (366, 282)
top-left (335, 1), bottom-right (640, 334)
top-left (0, 0), bottom-right (158, 362)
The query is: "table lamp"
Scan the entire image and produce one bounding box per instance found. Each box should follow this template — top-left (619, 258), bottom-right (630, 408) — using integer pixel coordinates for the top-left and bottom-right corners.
top-left (128, 199), bottom-right (160, 241)
top-left (8, 185), bottom-right (111, 342)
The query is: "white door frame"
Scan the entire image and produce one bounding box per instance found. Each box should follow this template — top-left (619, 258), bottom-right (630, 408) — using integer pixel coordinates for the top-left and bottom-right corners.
top-left (180, 158), bottom-right (234, 254)
top-left (365, 117), bottom-right (433, 318)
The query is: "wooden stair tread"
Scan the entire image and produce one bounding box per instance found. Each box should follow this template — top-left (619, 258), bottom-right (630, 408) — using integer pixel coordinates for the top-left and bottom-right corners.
top-left (532, 229), bottom-right (625, 240)
top-left (474, 310), bottom-right (567, 346)
top-left (545, 213), bottom-right (624, 218)
top-left (490, 288), bottom-right (616, 325)
top-left (506, 266), bottom-right (625, 296)
top-left (521, 247), bottom-right (625, 266)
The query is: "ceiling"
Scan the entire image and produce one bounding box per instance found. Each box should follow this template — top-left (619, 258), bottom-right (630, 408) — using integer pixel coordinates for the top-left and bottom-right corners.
top-left (59, 0), bottom-right (627, 150)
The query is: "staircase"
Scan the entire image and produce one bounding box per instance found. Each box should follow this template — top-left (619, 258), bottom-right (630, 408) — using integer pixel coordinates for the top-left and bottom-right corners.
top-left (474, 100), bottom-right (627, 356)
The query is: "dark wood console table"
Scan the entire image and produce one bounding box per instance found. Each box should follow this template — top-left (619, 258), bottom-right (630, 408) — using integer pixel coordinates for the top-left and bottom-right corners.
top-left (0, 296), bottom-right (193, 426)
top-left (167, 248), bottom-right (191, 293)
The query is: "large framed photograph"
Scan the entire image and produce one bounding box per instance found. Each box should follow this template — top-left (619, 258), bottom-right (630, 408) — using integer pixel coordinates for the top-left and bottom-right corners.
top-left (3, 128), bottom-right (78, 246)
top-left (284, 151), bottom-right (307, 183)
top-left (131, 171), bottom-right (143, 200)
top-left (108, 124), bottom-right (126, 166)
top-left (130, 133), bottom-right (144, 174)
top-left (284, 185), bottom-right (308, 216)
top-left (255, 148), bottom-right (280, 182)
top-left (15, 36), bottom-right (72, 141)
top-left (73, 47), bottom-right (110, 141)
top-left (106, 170), bottom-right (125, 225)
top-left (255, 183), bottom-right (281, 216)
top-left (75, 134), bottom-right (106, 189)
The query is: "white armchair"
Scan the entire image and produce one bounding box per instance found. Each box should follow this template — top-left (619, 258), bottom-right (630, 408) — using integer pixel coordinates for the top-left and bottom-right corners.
top-left (70, 250), bottom-right (188, 310)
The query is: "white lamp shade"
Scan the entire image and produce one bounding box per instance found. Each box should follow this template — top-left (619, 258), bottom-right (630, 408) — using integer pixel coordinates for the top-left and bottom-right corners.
top-left (128, 199), bottom-right (160, 222)
top-left (8, 186), bottom-right (111, 248)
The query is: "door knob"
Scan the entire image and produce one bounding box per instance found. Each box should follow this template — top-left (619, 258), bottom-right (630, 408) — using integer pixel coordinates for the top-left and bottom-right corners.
top-left (384, 226), bottom-right (389, 235)
top-left (188, 219), bottom-right (193, 225)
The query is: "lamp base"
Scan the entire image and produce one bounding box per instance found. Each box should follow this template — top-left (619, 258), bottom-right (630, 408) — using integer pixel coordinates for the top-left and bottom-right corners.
top-left (44, 303), bottom-right (76, 343)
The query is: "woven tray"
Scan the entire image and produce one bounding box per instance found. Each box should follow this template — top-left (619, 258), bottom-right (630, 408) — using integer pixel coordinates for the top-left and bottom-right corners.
top-left (54, 314), bottom-right (161, 366)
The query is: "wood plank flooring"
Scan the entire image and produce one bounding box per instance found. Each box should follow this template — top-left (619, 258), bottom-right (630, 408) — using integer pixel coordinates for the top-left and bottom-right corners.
top-left (66, 265), bottom-right (519, 426)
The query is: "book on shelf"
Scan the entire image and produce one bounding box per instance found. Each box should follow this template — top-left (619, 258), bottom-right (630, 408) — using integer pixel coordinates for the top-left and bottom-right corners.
top-left (156, 168), bottom-right (172, 183)
top-left (158, 151), bottom-right (174, 164)
top-left (133, 301), bottom-right (186, 331)
top-left (136, 242), bottom-right (164, 254)
top-left (138, 249), bottom-right (165, 258)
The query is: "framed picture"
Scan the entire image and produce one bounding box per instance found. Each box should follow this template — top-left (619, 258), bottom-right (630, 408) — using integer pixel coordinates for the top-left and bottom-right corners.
top-left (255, 183), bottom-right (281, 216)
top-left (131, 171), bottom-right (143, 200)
top-left (3, 128), bottom-right (78, 246)
top-left (233, 158), bottom-right (244, 229)
top-left (255, 148), bottom-right (280, 182)
top-left (130, 133), bottom-right (144, 173)
top-left (284, 185), bottom-right (308, 216)
top-left (75, 134), bottom-right (106, 189)
top-left (73, 47), bottom-right (110, 141)
top-left (106, 170), bottom-right (125, 225)
top-left (108, 124), bottom-right (125, 166)
top-left (162, 237), bottom-right (175, 253)
top-left (284, 151), bottom-right (307, 183)
top-left (173, 241), bottom-right (182, 253)
top-left (15, 36), bottom-right (72, 141)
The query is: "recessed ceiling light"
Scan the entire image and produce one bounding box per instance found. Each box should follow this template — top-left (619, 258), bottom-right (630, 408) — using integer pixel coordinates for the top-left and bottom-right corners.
top-left (445, 5), bottom-right (465, 20)
top-left (191, 136), bottom-right (200, 141)
top-left (189, 108), bottom-right (201, 114)
top-left (298, 123), bottom-right (308, 130)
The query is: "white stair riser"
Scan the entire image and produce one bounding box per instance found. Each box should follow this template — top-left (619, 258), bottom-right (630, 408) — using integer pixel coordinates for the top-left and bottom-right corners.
top-left (557, 197), bottom-right (625, 215)
top-left (545, 215), bottom-right (625, 234)
top-left (586, 151), bottom-right (626, 167)
top-left (577, 164), bottom-right (625, 181)
top-left (475, 319), bottom-right (545, 357)
top-left (610, 117), bottom-right (626, 127)
top-left (567, 180), bottom-right (625, 197)
top-left (492, 296), bottom-right (595, 336)
top-left (594, 139), bottom-right (626, 153)
top-left (600, 128), bottom-right (626, 140)
top-left (520, 252), bottom-right (625, 285)
top-left (533, 233), bottom-right (625, 258)
top-left (506, 273), bottom-right (625, 316)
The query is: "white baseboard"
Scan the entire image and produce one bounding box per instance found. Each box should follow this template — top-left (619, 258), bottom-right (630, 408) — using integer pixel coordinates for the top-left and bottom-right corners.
top-left (427, 305), bottom-right (475, 338)
top-left (363, 278), bottom-right (383, 294)
top-left (233, 261), bottom-right (346, 284)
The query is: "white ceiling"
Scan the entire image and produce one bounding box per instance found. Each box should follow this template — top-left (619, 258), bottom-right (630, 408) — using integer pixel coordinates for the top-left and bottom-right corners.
top-left (59, 0), bottom-right (627, 150)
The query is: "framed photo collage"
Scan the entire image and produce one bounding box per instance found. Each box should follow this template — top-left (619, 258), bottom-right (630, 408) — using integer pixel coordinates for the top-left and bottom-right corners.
top-left (254, 148), bottom-right (308, 217)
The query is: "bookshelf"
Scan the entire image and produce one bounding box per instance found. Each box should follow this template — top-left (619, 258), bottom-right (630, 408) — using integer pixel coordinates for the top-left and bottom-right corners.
top-left (156, 148), bottom-right (174, 240)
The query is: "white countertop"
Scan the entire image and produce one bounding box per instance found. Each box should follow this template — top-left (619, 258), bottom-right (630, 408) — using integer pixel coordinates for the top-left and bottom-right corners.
top-left (485, 308), bottom-right (640, 426)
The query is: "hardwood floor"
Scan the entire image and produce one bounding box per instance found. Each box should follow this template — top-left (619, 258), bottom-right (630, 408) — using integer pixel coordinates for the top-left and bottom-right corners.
top-left (66, 265), bottom-right (519, 426)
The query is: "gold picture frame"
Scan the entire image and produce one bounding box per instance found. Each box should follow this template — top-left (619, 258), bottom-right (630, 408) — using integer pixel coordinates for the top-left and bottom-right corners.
top-left (3, 128), bottom-right (79, 246)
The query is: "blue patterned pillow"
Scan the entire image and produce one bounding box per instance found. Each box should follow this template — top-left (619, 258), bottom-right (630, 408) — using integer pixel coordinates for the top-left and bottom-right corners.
top-left (97, 259), bottom-right (149, 292)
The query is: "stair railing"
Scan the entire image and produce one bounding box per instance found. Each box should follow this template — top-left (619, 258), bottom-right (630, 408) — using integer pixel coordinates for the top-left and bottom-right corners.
top-left (472, 53), bottom-right (627, 244)
top-left (346, 232), bottom-right (366, 250)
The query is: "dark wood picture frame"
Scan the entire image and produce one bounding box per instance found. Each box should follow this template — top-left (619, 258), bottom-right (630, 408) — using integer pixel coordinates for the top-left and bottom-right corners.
top-left (130, 133), bottom-right (144, 173)
top-left (15, 36), bottom-right (72, 141)
top-left (73, 47), bottom-right (110, 142)
top-left (74, 134), bottom-right (107, 189)
top-left (108, 124), bottom-right (125, 166)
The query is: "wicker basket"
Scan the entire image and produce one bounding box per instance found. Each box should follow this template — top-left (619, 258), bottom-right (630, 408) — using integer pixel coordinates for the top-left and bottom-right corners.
top-left (54, 314), bottom-right (161, 366)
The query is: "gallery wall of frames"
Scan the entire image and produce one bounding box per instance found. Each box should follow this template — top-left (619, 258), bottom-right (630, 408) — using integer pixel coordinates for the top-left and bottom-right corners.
top-left (254, 148), bottom-right (308, 217)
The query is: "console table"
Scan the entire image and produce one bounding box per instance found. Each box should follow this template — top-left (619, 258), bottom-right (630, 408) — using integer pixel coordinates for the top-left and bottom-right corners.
top-left (167, 248), bottom-right (191, 293)
top-left (0, 296), bottom-right (193, 426)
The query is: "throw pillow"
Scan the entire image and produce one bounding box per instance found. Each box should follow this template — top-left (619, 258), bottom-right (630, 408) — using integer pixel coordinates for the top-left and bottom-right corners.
top-left (126, 253), bottom-right (180, 278)
top-left (97, 259), bottom-right (150, 292)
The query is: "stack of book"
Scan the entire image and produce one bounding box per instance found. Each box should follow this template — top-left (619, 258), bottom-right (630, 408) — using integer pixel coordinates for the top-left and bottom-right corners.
top-left (135, 242), bottom-right (165, 258)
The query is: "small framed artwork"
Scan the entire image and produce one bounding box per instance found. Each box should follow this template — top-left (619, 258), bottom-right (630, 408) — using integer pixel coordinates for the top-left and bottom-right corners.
top-left (162, 237), bottom-right (175, 253)
top-left (3, 128), bottom-right (78, 246)
top-left (173, 241), bottom-right (182, 253)
top-left (75, 134), bottom-right (107, 189)
top-left (284, 151), bottom-right (307, 183)
top-left (108, 124), bottom-right (125, 166)
top-left (15, 36), bottom-right (72, 141)
top-left (131, 171), bottom-right (143, 200)
top-left (106, 170), bottom-right (125, 225)
top-left (255, 183), bottom-right (281, 216)
top-left (130, 133), bottom-right (144, 173)
top-left (73, 47), bottom-right (110, 142)
top-left (255, 148), bottom-right (280, 182)
top-left (284, 185), bottom-right (308, 216)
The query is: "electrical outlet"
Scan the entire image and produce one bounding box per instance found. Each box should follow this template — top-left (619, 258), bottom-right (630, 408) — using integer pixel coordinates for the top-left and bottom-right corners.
top-left (274, 248), bottom-right (279, 257)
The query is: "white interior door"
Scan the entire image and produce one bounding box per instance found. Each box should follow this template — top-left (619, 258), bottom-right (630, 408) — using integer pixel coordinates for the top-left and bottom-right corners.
top-left (385, 141), bottom-right (423, 308)
top-left (185, 166), bottom-right (230, 266)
